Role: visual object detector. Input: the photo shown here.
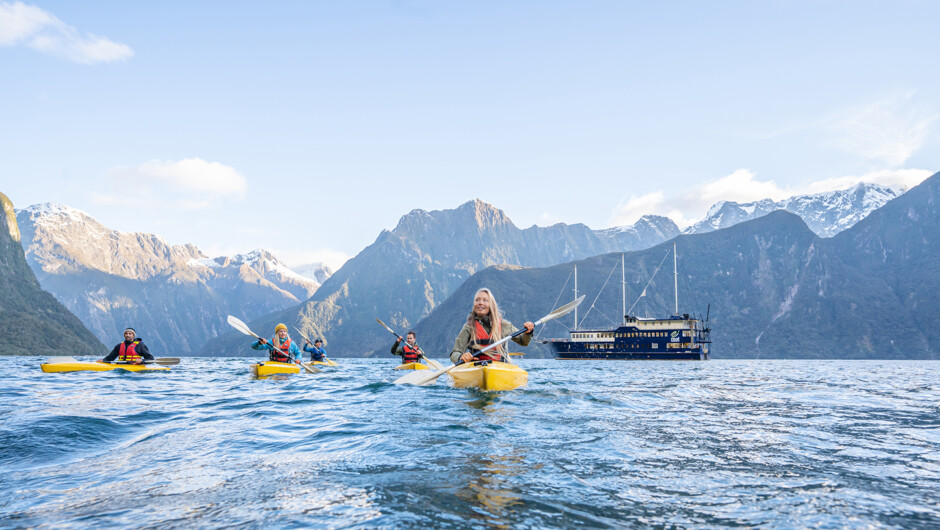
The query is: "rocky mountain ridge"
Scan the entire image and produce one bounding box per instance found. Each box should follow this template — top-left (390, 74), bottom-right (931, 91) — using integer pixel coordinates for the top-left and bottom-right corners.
top-left (0, 193), bottom-right (105, 356)
top-left (197, 200), bottom-right (696, 356)
top-left (16, 203), bottom-right (322, 355)
top-left (408, 173), bottom-right (940, 359)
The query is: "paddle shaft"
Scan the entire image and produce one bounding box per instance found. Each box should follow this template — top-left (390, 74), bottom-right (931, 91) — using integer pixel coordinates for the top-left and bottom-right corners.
top-left (227, 315), bottom-right (305, 366)
top-left (399, 295), bottom-right (585, 386)
top-left (295, 327), bottom-right (330, 366)
top-left (377, 318), bottom-right (442, 369)
top-left (407, 329), bottom-right (527, 386)
top-left (115, 358), bottom-right (179, 366)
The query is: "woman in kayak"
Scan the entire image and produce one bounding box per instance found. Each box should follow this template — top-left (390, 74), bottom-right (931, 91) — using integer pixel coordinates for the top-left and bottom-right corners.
top-left (100, 327), bottom-right (155, 364)
top-left (449, 288), bottom-right (534, 364)
top-left (391, 331), bottom-right (424, 364)
top-left (252, 323), bottom-right (302, 364)
top-left (303, 338), bottom-right (328, 362)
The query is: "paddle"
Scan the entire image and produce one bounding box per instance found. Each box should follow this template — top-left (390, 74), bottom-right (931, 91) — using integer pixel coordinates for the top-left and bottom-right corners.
top-left (375, 318), bottom-right (444, 370)
top-left (44, 356), bottom-right (179, 366)
top-left (104, 358), bottom-right (179, 366)
top-left (226, 315), bottom-right (320, 374)
top-left (294, 327), bottom-right (338, 367)
top-left (394, 295), bottom-right (585, 386)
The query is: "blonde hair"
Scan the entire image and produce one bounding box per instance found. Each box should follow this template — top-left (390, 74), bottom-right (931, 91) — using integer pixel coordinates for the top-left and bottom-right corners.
top-left (271, 332), bottom-right (290, 351)
top-left (468, 288), bottom-right (504, 352)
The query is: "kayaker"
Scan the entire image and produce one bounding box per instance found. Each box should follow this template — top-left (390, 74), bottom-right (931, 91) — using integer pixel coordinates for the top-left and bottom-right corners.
top-left (304, 338), bottom-right (328, 362)
top-left (99, 327), bottom-right (155, 365)
top-left (391, 331), bottom-right (424, 364)
top-left (252, 323), bottom-right (302, 364)
top-left (449, 288), bottom-right (534, 364)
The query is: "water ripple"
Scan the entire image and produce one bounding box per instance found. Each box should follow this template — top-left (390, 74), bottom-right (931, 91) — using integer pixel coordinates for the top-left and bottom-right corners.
top-left (1, 357), bottom-right (938, 528)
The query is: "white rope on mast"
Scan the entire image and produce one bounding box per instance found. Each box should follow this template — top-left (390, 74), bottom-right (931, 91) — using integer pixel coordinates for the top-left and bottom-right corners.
top-left (577, 259), bottom-right (620, 326)
top-left (627, 247), bottom-right (672, 316)
top-left (535, 268), bottom-right (574, 339)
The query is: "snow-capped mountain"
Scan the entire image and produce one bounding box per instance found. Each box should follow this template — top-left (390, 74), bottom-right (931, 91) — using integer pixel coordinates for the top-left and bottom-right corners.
top-left (16, 203), bottom-right (320, 355)
top-left (290, 262), bottom-right (334, 284)
top-left (684, 183), bottom-right (902, 237)
top-left (204, 199), bottom-right (681, 357)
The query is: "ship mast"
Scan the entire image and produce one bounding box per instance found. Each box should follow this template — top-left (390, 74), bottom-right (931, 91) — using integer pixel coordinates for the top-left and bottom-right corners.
top-left (673, 242), bottom-right (678, 316)
top-left (573, 265), bottom-right (579, 330)
top-left (621, 253), bottom-right (626, 324)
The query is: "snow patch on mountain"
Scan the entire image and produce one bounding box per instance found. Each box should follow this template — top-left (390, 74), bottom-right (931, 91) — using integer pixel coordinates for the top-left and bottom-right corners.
top-left (685, 183), bottom-right (902, 237)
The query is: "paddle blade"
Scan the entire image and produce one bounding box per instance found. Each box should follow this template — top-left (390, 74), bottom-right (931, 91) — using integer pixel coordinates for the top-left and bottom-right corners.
top-left (46, 356), bottom-right (79, 364)
top-left (394, 369), bottom-right (437, 386)
top-left (227, 315), bottom-right (258, 338)
top-left (537, 295), bottom-right (586, 325)
top-left (422, 355), bottom-right (445, 371)
top-left (153, 357), bottom-right (180, 366)
top-left (396, 363), bottom-right (458, 386)
top-left (300, 362), bottom-right (322, 374)
top-left (376, 318), bottom-right (401, 338)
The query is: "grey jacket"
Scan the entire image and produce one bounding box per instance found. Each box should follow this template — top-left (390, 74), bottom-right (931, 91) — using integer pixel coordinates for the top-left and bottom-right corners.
top-left (449, 316), bottom-right (531, 364)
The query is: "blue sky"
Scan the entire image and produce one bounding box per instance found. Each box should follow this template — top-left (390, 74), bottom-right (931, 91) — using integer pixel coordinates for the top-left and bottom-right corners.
top-left (2, 1), bottom-right (937, 271)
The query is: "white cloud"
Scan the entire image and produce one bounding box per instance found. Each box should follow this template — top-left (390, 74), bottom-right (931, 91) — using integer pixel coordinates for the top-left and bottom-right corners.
top-left (803, 169), bottom-right (933, 194)
top-left (827, 92), bottom-right (938, 166)
top-left (693, 169), bottom-right (789, 206)
top-left (0, 1), bottom-right (132, 64)
top-left (610, 191), bottom-right (671, 226)
top-left (108, 158), bottom-right (248, 197)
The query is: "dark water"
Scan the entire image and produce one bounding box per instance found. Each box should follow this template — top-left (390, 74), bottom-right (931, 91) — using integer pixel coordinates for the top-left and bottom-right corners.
top-left (1, 358), bottom-right (938, 529)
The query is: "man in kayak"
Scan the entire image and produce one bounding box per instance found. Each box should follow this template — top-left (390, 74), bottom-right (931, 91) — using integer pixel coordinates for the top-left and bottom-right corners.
top-left (304, 338), bottom-right (328, 362)
top-left (99, 327), bottom-right (155, 365)
top-left (391, 331), bottom-right (424, 364)
top-left (450, 288), bottom-right (533, 364)
top-left (251, 323), bottom-right (302, 364)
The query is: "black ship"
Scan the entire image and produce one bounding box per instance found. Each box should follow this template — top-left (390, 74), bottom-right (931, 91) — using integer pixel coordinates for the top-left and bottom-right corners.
top-left (547, 243), bottom-right (710, 360)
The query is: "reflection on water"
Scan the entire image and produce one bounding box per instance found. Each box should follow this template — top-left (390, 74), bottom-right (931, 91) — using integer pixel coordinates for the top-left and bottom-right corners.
top-left (463, 390), bottom-right (502, 410)
top-left (457, 448), bottom-right (526, 528)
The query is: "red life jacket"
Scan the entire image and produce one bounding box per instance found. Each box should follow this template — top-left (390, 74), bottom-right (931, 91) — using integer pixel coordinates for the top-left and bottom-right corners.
top-left (118, 340), bottom-right (142, 362)
top-left (270, 337), bottom-right (292, 363)
top-left (472, 320), bottom-right (503, 362)
top-left (402, 343), bottom-right (421, 364)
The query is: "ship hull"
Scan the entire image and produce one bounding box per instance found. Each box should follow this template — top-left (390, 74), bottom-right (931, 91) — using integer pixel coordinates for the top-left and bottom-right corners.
top-left (548, 317), bottom-right (710, 361)
top-left (550, 350), bottom-right (707, 361)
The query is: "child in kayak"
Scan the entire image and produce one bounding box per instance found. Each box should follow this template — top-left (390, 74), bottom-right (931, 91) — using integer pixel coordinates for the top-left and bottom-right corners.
top-left (252, 323), bottom-right (302, 364)
top-left (303, 338), bottom-right (328, 362)
top-left (100, 327), bottom-right (155, 364)
top-left (450, 288), bottom-right (533, 364)
top-left (391, 331), bottom-right (424, 364)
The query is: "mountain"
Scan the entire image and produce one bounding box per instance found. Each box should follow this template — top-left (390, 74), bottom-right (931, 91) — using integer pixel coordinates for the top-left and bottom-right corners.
top-left (202, 199), bottom-right (681, 356)
top-left (0, 193), bottom-right (105, 356)
top-left (16, 203), bottom-right (320, 355)
top-left (408, 173), bottom-right (940, 359)
top-left (291, 262), bottom-right (334, 284)
top-left (830, 171), bottom-right (940, 351)
top-left (685, 182), bottom-right (901, 237)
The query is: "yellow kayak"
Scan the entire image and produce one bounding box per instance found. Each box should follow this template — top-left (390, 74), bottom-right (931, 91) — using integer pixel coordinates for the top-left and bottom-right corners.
top-left (394, 362), bottom-right (429, 370)
top-left (41, 360), bottom-right (170, 373)
top-left (308, 359), bottom-right (339, 367)
top-left (252, 361), bottom-right (301, 377)
top-left (449, 361), bottom-right (528, 391)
